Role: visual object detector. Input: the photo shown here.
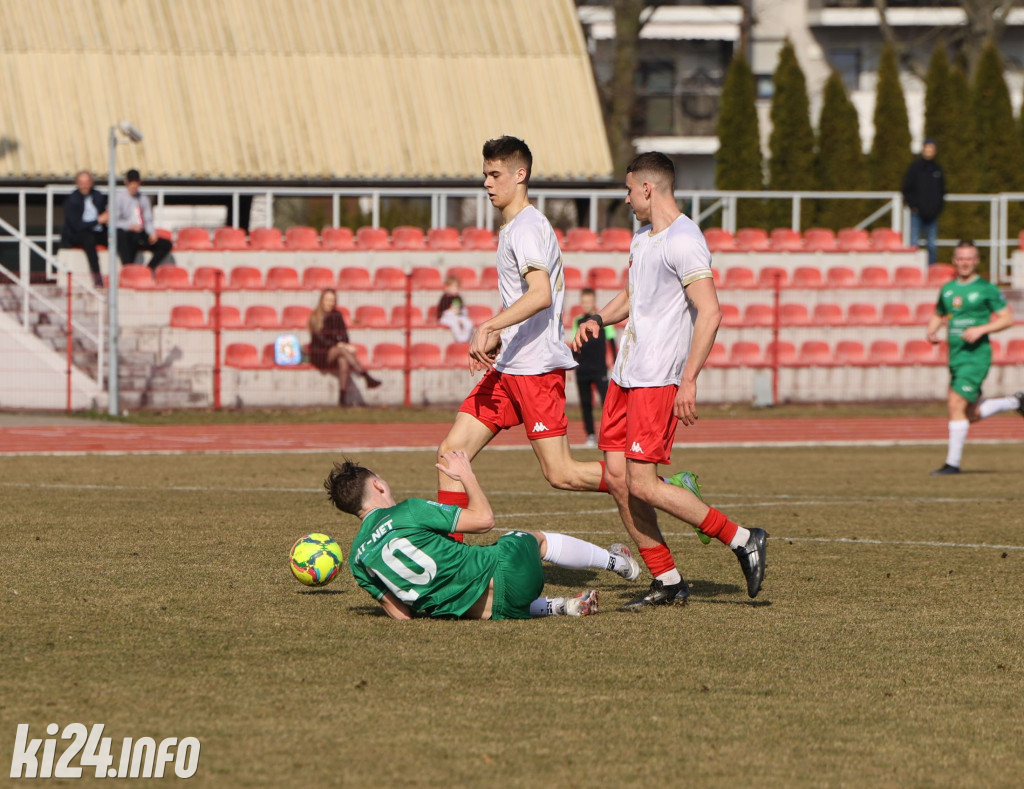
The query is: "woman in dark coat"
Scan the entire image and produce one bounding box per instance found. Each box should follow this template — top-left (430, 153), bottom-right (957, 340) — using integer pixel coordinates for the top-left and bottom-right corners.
top-left (308, 289), bottom-right (381, 405)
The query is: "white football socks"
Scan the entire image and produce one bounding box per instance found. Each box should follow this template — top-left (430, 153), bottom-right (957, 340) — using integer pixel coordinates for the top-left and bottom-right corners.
top-left (541, 532), bottom-right (614, 572)
top-left (729, 526), bottom-right (751, 550)
top-left (656, 568), bottom-right (682, 586)
top-left (978, 396), bottom-right (1019, 420)
top-left (530, 597), bottom-right (566, 617)
top-left (946, 420), bottom-right (969, 468)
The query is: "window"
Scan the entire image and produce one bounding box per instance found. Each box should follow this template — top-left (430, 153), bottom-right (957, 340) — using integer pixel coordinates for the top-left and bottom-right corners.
top-left (828, 48), bottom-right (861, 92)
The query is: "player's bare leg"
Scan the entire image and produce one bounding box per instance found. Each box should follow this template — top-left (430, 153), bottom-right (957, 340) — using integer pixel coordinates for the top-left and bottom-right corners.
top-left (530, 435), bottom-right (606, 491)
top-left (436, 413), bottom-right (499, 540)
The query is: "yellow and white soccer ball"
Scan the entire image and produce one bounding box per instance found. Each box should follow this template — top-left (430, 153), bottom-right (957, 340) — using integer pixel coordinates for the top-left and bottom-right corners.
top-left (289, 533), bottom-right (344, 587)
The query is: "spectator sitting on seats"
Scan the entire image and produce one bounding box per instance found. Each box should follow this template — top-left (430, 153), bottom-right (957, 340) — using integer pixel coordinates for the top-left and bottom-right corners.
top-left (436, 275), bottom-right (474, 342)
top-left (114, 169), bottom-right (173, 270)
top-left (308, 288), bottom-right (381, 405)
top-left (60, 170), bottom-right (109, 287)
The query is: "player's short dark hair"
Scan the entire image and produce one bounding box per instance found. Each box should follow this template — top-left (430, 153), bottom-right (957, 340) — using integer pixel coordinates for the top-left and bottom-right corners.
top-left (955, 239), bottom-right (977, 250)
top-left (324, 459), bottom-right (376, 516)
top-left (125, 169), bottom-right (141, 182)
top-left (482, 136), bottom-right (532, 183)
top-left (626, 151), bottom-right (676, 191)
top-left (580, 287), bottom-right (596, 298)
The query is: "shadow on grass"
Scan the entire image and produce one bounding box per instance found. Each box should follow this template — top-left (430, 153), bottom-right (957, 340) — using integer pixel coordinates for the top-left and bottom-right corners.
top-left (543, 568), bottom-right (600, 585)
top-left (689, 579), bottom-right (744, 597)
top-left (296, 588), bottom-right (347, 595)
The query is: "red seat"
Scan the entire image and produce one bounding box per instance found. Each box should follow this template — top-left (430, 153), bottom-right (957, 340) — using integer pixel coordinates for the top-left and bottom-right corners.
top-left (722, 267), bottom-right (757, 289)
top-left (209, 305), bottom-right (244, 329)
top-left (224, 343), bottom-right (264, 369)
top-left (565, 304), bottom-right (585, 328)
top-left (244, 305), bottom-right (280, 329)
top-left (704, 228), bottom-right (736, 252)
top-left (859, 266), bottom-right (891, 288)
top-left (281, 305), bottom-right (313, 329)
top-left (769, 228), bottom-right (803, 251)
top-left (927, 264), bottom-right (956, 286)
top-left (285, 226), bottom-right (321, 250)
top-left (120, 264), bottom-right (154, 289)
top-left (356, 226), bottom-right (391, 250)
top-left (302, 267), bottom-right (336, 290)
top-left (445, 267), bottom-right (479, 289)
top-left (735, 228), bottom-right (770, 252)
top-left (321, 227), bottom-right (357, 251)
top-left (742, 303), bottom-right (774, 327)
top-left (601, 227), bottom-right (633, 252)
top-left (266, 266), bottom-right (301, 290)
top-left (373, 267), bottom-right (407, 290)
top-left (426, 227), bottom-right (462, 251)
top-left (466, 304), bottom-right (492, 324)
top-left (914, 302), bottom-right (938, 323)
top-left (720, 303), bottom-right (741, 326)
top-left (729, 341), bottom-right (764, 366)
top-left (155, 265), bottom-right (191, 289)
top-left (588, 267), bottom-right (619, 289)
top-left (881, 303), bottom-right (914, 325)
top-left (765, 340), bottom-right (798, 366)
top-left (803, 228), bottom-right (836, 252)
top-left (169, 305), bottom-right (206, 328)
top-left (903, 339), bottom-right (940, 365)
top-left (826, 267), bottom-right (857, 288)
top-left (390, 305), bottom-right (425, 328)
top-left (354, 305), bottom-right (388, 328)
top-left (192, 266), bottom-right (226, 290)
top-left (249, 227), bottom-right (285, 251)
top-left (409, 342), bottom-right (443, 368)
top-left (213, 227), bottom-right (248, 251)
top-left (812, 303), bottom-right (844, 326)
top-left (461, 227), bottom-right (497, 250)
top-left (792, 267), bottom-right (825, 289)
top-left (706, 342), bottom-right (729, 367)
top-left (758, 266), bottom-right (789, 288)
top-left (392, 226), bottom-right (427, 250)
top-left (175, 227), bottom-right (213, 251)
top-left (1004, 339), bottom-right (1024, 363)
top-left (338, 267), bottom-right (372, 290)
top-left (834, 340), bottom-right (868, 365)
top-left (837, 228), bottom-right (871, 251)
top-left (372, 342), bottom-right (407, 369)
top-left (798, 340), bottom-right (834, 366)
top-left (229, 266), bottom-right (264, 290)
top-left (563, 228), bottom-right (601, 252)
top-left (990, 339), bottom-right (1003, 363)
top-left (871, 228), bottom-right (904, 251)
top-left (893, 266), bottom-right (925, 288)
top-left (1018, 230), bottom-right (1024, 250)
top-left (563, 266), bottom-right (584, 290)
top-left (869, 340), bottom-right (902, 365)
top-left (847, 303), bottom-right (880, 325)
top-left (779, 303), bottom-right (811, 326)
top-left (444, 342), bottom-right (471, 368)
top-left (479, 268), bottom-right (499, 290)
top-left (410, 267), bottom-right (444, 289)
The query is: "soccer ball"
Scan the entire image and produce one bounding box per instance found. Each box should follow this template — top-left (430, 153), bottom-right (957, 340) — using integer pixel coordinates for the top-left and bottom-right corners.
top-left (289, 533), bottom-right (344, 587)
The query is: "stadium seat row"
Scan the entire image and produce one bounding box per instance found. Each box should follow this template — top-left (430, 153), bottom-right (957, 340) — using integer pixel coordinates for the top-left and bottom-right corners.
top-left (720, 301), bottom-right (941, 327)
top-left (171, 303), bottom-right (490, 330)
top-left (120, 262), bottom-right (954, 292)
top-left (705, 227), bottom-right (912, 253)
top-left (173, 225), bottom-right (637, 253)
top-left (223, 341), bottom-right (473, 370)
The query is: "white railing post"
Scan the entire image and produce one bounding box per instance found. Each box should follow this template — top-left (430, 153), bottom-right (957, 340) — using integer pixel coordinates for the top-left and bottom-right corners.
top-left (371, 191), bottom-right (380, 228)
top-left (791, 195), bottom-right (801, 231)
top-left (19, 190), bottom-right (29, 328)
top-left (45, 186), bottom-right (54, 279)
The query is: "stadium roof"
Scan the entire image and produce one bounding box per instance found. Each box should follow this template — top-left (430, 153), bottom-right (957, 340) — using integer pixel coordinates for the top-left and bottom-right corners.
top-left (0, 0), bottom-right (613, 183)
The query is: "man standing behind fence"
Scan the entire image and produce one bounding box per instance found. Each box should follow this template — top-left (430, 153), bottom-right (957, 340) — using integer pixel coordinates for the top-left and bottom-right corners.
top-left (902, 138), bottom-right (946, 265)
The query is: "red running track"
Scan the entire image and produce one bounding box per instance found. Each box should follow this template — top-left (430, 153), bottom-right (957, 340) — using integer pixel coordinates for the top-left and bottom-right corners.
top-left (0, 418), bottom-right (1017, 455)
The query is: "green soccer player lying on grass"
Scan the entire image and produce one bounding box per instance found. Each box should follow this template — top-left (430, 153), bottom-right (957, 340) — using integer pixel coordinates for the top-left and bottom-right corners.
top-left (324, 450), bottom-right (642, 620)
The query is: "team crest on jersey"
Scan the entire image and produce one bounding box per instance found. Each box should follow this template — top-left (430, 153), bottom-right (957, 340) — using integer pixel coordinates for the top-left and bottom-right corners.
top-left (952, 296), bottom-right (963, 309)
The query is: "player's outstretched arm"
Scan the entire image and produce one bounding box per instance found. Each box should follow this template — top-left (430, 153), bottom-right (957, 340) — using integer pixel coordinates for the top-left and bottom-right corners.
top-left (676, 277), bottom-right (722, 426)
top-left (436, 450), bottom-right (496, 533)
top-left (379, 591), bottom-right (415, 620)
top-left (571, 290), bottom-right (629, 351)
top-left (470, 268), bottom-right (553, 370)
top-left (926, 311), bottom-right (945, 343)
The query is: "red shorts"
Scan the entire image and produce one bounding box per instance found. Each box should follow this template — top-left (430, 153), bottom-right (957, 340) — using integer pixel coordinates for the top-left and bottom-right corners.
top-left (598, 380), bottom-right (678, 465)
top-left (459, 369), bottom-right (569, 440)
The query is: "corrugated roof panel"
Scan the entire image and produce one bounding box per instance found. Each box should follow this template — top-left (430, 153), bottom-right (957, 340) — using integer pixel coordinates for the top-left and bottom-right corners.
top-left (0, 0), bottom-right (612, 181)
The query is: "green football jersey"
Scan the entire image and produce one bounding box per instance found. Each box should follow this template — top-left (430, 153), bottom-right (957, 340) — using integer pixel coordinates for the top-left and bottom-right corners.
top-left (935, 277), bottom-right (1007, 358)
top-left (348, 498), bottom-right (500, 618)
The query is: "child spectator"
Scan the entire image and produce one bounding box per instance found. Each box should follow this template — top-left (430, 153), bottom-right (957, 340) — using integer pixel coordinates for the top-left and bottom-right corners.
top-left (572, 288), bottom-right (617, 447)
top-left (308, 288), bottom-right (381, 405)
top-left (436, 275), bottom-right (474, 342)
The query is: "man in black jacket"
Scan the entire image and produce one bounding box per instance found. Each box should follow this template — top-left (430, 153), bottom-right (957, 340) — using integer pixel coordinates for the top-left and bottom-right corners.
top-left (60, 171), bottom-right (109, 287)
top-left (902, 138), bottom-right (946, 265)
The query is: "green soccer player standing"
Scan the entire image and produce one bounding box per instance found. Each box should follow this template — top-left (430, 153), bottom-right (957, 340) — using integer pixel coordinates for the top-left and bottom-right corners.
top-left (927, 240), bottom-right (1023, 475)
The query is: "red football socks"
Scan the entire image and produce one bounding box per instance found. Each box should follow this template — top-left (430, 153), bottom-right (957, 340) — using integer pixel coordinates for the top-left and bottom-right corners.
top-left (597, 461), bottom-right (610, 493)
top-left (437, 490), bottom-right (468, 542)
top-left (697, 507), bottom-right (739, 546)
top-left (638, 544), bottom-right (676, 578)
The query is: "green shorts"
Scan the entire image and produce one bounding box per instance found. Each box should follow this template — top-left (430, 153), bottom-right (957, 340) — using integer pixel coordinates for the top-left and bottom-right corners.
top-left (949, 349), bottom-right (991, 404)
top-left (488, 531), bottom-right (545, 621)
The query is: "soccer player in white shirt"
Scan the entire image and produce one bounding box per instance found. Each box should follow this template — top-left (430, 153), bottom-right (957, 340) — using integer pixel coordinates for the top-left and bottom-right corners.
top-left (436, 137), bottom-right (613, 535)
top-left (572, 152), bottom-right (768, 606)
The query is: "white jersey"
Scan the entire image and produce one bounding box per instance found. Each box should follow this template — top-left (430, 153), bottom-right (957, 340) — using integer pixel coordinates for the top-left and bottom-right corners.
top-left (493, 206), bottom-right (576, 375)
top-left (611, 214), bottom-right (714, 388)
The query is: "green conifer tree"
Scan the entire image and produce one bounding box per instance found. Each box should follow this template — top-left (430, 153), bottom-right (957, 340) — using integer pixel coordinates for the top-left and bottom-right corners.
top-left (715, 51), bottom-right (765, 228)
top-left (814, 70), bottom-right (868, 230)
top-left (924, 44), bottom-right (952, 151)
top-left (942, 60), bottom-right (984, 245)
top-left (868, 43), bottom-right (912, 192)
top-left (768, 40), bottom-right (815, 228)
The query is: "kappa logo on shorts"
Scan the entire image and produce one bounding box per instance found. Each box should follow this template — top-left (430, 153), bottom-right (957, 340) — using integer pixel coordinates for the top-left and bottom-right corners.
top-left (630, 441), bottom-right (644, 454)
top-left (532, 422), bottom-right (549, 432)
